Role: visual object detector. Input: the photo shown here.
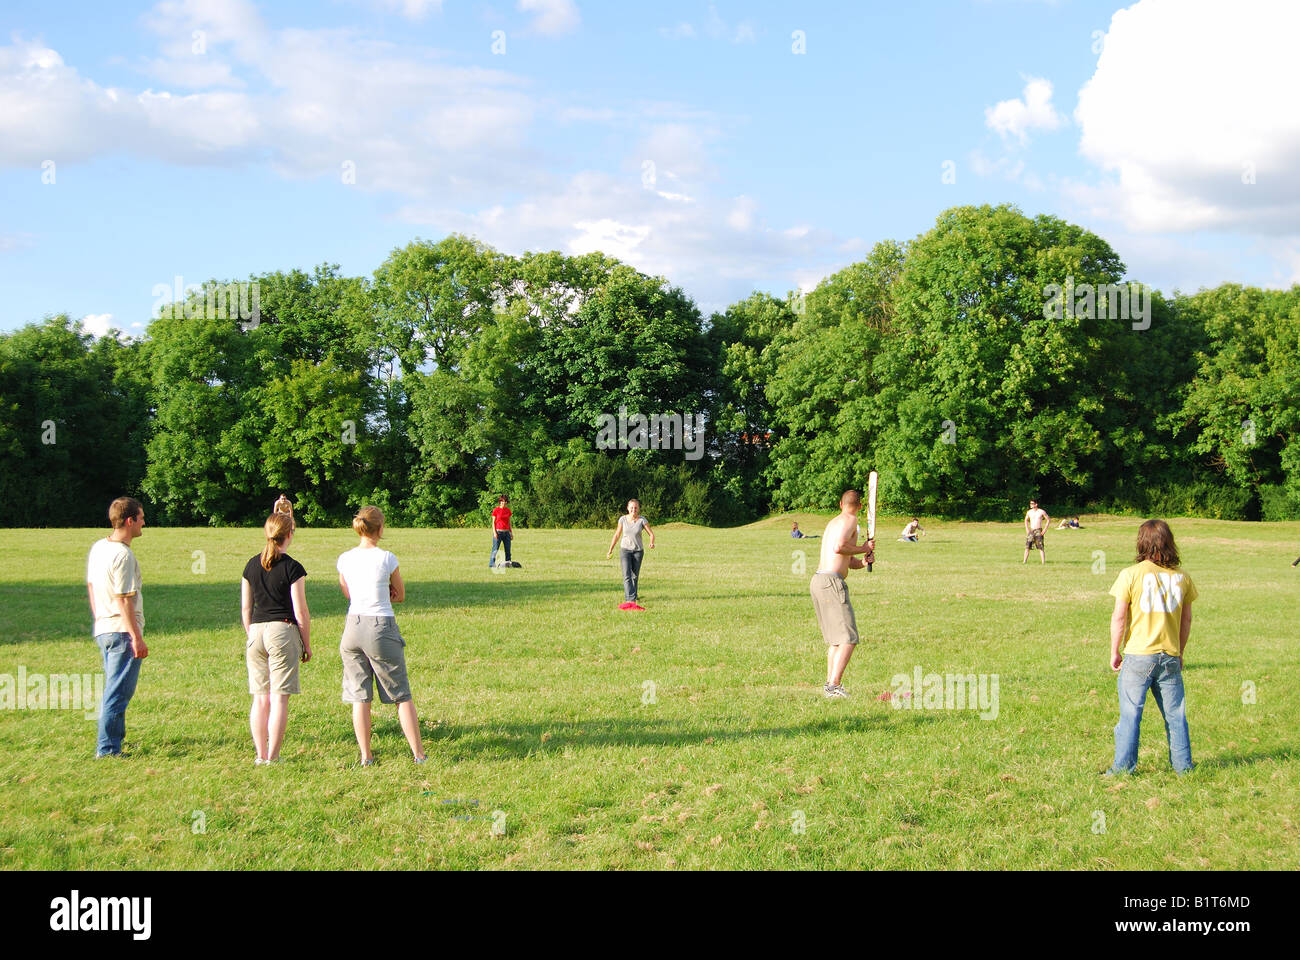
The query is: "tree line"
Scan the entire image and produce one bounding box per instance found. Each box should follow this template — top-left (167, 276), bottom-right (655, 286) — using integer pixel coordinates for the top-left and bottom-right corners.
top-left (4, 204), bottom-right (1299, 527)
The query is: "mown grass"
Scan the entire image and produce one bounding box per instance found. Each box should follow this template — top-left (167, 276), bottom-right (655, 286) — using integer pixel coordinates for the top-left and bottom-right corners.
top-left (1, 515), bottom-right (1296, 870)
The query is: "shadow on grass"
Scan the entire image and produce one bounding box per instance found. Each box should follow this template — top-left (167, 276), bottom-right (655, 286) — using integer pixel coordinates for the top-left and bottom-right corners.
top-left (411, 712), bottom-right (942, 758)
top-left (1197, 747), bottom-right (1294, 769)
top-left (0, 578), bottom-right (608, 645)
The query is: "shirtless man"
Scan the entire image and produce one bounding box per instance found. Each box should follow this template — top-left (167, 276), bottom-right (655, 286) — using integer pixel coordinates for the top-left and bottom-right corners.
top-left (810, 490), bottom-right (874, 698)
top-left (1023, 499), bottom-right (1050, 564)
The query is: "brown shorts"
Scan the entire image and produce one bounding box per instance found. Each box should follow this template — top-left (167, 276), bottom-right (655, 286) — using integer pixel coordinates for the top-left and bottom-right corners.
top-left (1026, 529), bottom-right (1044, 550)
top-left (247, 621), bottom-right (303, 695)
top-left (810, 573), bottom-right (859, 646)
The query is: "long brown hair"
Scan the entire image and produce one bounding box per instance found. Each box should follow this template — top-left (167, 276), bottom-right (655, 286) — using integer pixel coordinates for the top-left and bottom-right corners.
top-left (1135, 518), bottom-right (1180, 569)
top-left (261, 512), bottom-right (295, 570)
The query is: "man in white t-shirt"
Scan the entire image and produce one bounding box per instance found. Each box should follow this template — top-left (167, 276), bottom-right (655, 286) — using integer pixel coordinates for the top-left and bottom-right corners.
top-left (85, 497), bottom-right (147, 757)
top-left (1022, 499), bottom-right (1050, 565)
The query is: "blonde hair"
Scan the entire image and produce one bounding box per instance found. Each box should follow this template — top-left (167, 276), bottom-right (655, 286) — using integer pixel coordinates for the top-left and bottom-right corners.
top-left (353, 505), bottom-right (384, 539)
top-left (261, 512), bottom-right (295, 570)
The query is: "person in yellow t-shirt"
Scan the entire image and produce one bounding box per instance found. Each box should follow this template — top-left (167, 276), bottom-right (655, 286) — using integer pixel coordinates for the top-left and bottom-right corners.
top-left (1103, 519), bottom-right (1197, 775)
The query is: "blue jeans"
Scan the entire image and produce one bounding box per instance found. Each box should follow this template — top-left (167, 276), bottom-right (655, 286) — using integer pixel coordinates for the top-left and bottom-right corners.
top-left (490, 530), bottom-right (512, 566)
top-left (95, 632), bottom-right (142, 756)
top-left (1109, 653), bottom-right (1193, 774)
top-left (621, 548), bottom-right (643, 602)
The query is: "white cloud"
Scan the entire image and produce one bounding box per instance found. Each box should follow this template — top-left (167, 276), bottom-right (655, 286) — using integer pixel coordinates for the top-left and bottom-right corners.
top-left (0, 2), bottom-right (848, 312)
top-left (372, 0), bottom-right (444, 19)
top-left (518, 0), bottom-right (580, 36)
top-left (662, 5), bottom-right (754, 45)
top-left (727, 195), bottom-right (757, 231)
top-left (395, 169), bottom-right (843, 312)
top-left (81, 313), bottom-right (117, 338)
top-left (659, 23), bottom-right (696, 40)
top-left (984, 76), bottom-right (1064, 144)
top-left (0, 232), bottom-right (36, 252)
top-left (1073, 0), bottom-right (1300, 234)
top-left (0, 22), bottom-right (537, 195)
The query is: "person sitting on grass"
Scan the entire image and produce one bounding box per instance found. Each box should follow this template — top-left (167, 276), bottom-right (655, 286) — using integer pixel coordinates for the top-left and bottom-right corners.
top-left (898, 518), bottom-right (923, 542)
top-left (241, 510), bottom-right (311, 765)
top-left (337, 506), bottom-right (426, 767)
top-left (1103, 519), bottom-right (1197, 776)
top-left (1057, 515), bottom-right (1082, 530)
top-left (790, 521), bottom-right (818, 539)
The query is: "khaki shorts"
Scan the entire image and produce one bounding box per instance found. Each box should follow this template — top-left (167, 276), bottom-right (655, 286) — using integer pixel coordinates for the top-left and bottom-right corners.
top-left (247, 621), bottom-right (303, 695)
top-left (810, 573), bottom-right (859, 646)
top-left (340, 615), bottom-right (412, 704)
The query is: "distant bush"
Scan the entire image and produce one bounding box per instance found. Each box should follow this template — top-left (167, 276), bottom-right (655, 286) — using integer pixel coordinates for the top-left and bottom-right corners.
top-left (524, 452), bottom-right (730, 527)
top-left (1140, 481), bottom-right (1256, 521)
top-left (1258, 484), bottom-right (1300, 522)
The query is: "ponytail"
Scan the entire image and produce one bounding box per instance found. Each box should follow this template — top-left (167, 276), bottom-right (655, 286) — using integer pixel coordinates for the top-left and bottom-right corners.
top-left (261, 512), bottom-right (295, 570)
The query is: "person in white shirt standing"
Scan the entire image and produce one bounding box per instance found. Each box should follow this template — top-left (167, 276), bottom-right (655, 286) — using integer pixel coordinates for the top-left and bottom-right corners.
top-left (337, 506), bottom-right (426, 766)
top-left (85, 496), bottom-right (147, 757)
top-left (1022, 499), bottom-right (1051, 565)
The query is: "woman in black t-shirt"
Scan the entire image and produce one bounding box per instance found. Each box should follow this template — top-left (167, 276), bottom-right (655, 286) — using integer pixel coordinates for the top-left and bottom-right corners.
top-left (240, 511), bottom-right (312, 764)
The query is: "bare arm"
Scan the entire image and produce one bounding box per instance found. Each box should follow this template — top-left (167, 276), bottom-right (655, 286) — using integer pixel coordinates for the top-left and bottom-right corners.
top-left (835, 523), bottom-right (872, 556)
top-left (241, 578), bottom-right (253, 634)
top-left (117, 592), bottom-right (147, 659)
top-left (338, 573), bottom-right (351, 600)
top-left (1178, 601), bottom-right (1192, 660)
top-left (87, 582), bottom-right (97, 621)
top-left (290, 577), bottom-right (311, 660)
top-left (643, 521), bottom-right (655, 549)
top-left (389, 567), bottom-right (405, 604)
top-left (1109, 595), bottom-right (1128, 670)
top-left (607, 521), bottom-right (622, 557)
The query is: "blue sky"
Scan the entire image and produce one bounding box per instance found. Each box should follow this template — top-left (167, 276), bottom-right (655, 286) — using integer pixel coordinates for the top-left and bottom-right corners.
top-left (3, 0), bottom-right (1298, 336)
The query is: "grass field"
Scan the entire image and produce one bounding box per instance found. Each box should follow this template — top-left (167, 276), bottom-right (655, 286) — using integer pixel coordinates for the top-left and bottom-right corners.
top-left (1, 515), bottom-right (1297, 870)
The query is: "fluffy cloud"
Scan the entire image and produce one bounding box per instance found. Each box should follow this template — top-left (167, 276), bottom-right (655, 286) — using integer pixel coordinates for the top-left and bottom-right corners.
top-left (1073, 0), bottom-right (1300, 233)
top-left (396, 170), bottom-right (838, 312)
top-left (518, 0), bottom-right (580, 36)
top-left (984, 77), bottom-right (1064, 144)
top-left (80, 314), bottom-right (116, 338)
top-left (0, 0), bottom-right (847, 309)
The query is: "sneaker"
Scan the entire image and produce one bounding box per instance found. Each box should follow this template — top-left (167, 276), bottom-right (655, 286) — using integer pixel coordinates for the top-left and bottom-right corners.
top-left (360, 757), bottom-right (376, 767)
top-left (823, 683), bottom-right (849, 699)
top-left (413, 756), bottom-right (427, 765)
top-left (254, 758), bottom-right (267, 766)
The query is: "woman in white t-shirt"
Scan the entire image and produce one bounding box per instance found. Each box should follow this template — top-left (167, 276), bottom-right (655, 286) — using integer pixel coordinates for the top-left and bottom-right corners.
top-left (605, 498), bottom-right (655, 610)
top-left (336, 506), bottom-right (426, 766)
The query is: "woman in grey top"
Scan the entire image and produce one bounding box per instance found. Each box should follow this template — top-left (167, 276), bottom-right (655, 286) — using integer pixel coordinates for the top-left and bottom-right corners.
top-left (605, 499), bottom-right (656, 609)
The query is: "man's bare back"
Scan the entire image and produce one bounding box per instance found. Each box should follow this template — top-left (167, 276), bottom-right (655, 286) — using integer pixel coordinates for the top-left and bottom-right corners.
top-left (819, 513), bottom-right (859, 577)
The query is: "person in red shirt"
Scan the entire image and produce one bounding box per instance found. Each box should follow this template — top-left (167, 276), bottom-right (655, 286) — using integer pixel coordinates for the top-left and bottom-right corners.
top-left (489, 495), bottom-right (517, 568)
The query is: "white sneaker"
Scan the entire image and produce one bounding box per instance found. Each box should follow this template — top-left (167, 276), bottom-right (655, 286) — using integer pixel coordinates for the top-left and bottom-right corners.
top-left (823, 683), bottom-right (849, 699)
